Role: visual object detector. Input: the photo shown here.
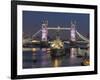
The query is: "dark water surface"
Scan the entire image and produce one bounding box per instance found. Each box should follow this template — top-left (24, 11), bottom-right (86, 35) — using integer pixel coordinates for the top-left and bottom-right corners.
top-left (23, 49), bottom-right (85, 69)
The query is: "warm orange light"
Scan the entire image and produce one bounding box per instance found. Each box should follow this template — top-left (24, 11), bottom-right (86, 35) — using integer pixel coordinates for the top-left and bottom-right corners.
top-left (32, 48), bottom-right (37, 52)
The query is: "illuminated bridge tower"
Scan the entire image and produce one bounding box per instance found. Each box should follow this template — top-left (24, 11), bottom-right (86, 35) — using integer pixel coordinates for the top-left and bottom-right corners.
top-left (70, 21), bottom-right (77, 58)
top-left (41, 21), bottom-right (48, 41)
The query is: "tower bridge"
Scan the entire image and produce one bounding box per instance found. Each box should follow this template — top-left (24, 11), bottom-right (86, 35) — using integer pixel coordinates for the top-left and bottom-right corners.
top-left (32, 21), bottom-right (89, 42)
top-left (24, 21), bottom-right (89, 58)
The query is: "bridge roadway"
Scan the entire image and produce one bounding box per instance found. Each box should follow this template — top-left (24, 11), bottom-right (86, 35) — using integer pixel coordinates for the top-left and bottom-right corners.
top-left (23, 39), bottom-right (89, 44)
top-left (23, 39), bottom-right (89, 52)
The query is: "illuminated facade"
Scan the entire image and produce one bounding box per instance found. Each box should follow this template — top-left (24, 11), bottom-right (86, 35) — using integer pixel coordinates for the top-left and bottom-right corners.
top-left (41, 23), bottom-right (48, 41)
top-left (70, 22), bottom-right (77, 58)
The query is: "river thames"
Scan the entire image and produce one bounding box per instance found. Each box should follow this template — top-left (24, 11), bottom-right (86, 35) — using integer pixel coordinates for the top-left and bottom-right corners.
top-left (23, 48), bottom-right (87, 69)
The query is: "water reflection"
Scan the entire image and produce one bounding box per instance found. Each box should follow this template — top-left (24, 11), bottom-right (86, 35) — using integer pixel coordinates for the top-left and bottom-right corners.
top-left (51, 58), bottom-right (61, 67)
top-left (23, 48), bottom-right (86, 68)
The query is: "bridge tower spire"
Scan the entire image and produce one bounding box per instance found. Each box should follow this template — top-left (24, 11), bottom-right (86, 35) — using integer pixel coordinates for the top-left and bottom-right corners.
top-left (70, 21), bottom-right (77, 58)
top-left (70, 21), bottom-right (76, 42)
top-left (41, 20), bottom-right (48, 41)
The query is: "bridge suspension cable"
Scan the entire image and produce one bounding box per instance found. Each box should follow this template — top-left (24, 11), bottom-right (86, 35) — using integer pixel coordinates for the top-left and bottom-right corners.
top-left (32, 29), bottom-right (41, 38)
top-left (76, 30), bottom-right (89, 42)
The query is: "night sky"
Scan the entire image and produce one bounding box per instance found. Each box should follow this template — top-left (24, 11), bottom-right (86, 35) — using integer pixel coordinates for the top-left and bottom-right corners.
top-left (23, 11), bottom-right (89, 40)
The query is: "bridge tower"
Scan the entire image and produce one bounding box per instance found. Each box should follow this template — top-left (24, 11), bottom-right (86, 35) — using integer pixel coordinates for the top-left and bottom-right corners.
top-left (41, 21), bottom-right (48, 41)
top-left (70, 21), bottom-right (76, 41)
top-left (70, 21), bottom-right (77, 58)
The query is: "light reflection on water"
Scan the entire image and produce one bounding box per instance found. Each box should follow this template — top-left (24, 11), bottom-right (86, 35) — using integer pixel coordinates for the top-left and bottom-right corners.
top-left (23, 48), bottom-right (84, 69)
top-left (52, 58), bottom-right (61, 67)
